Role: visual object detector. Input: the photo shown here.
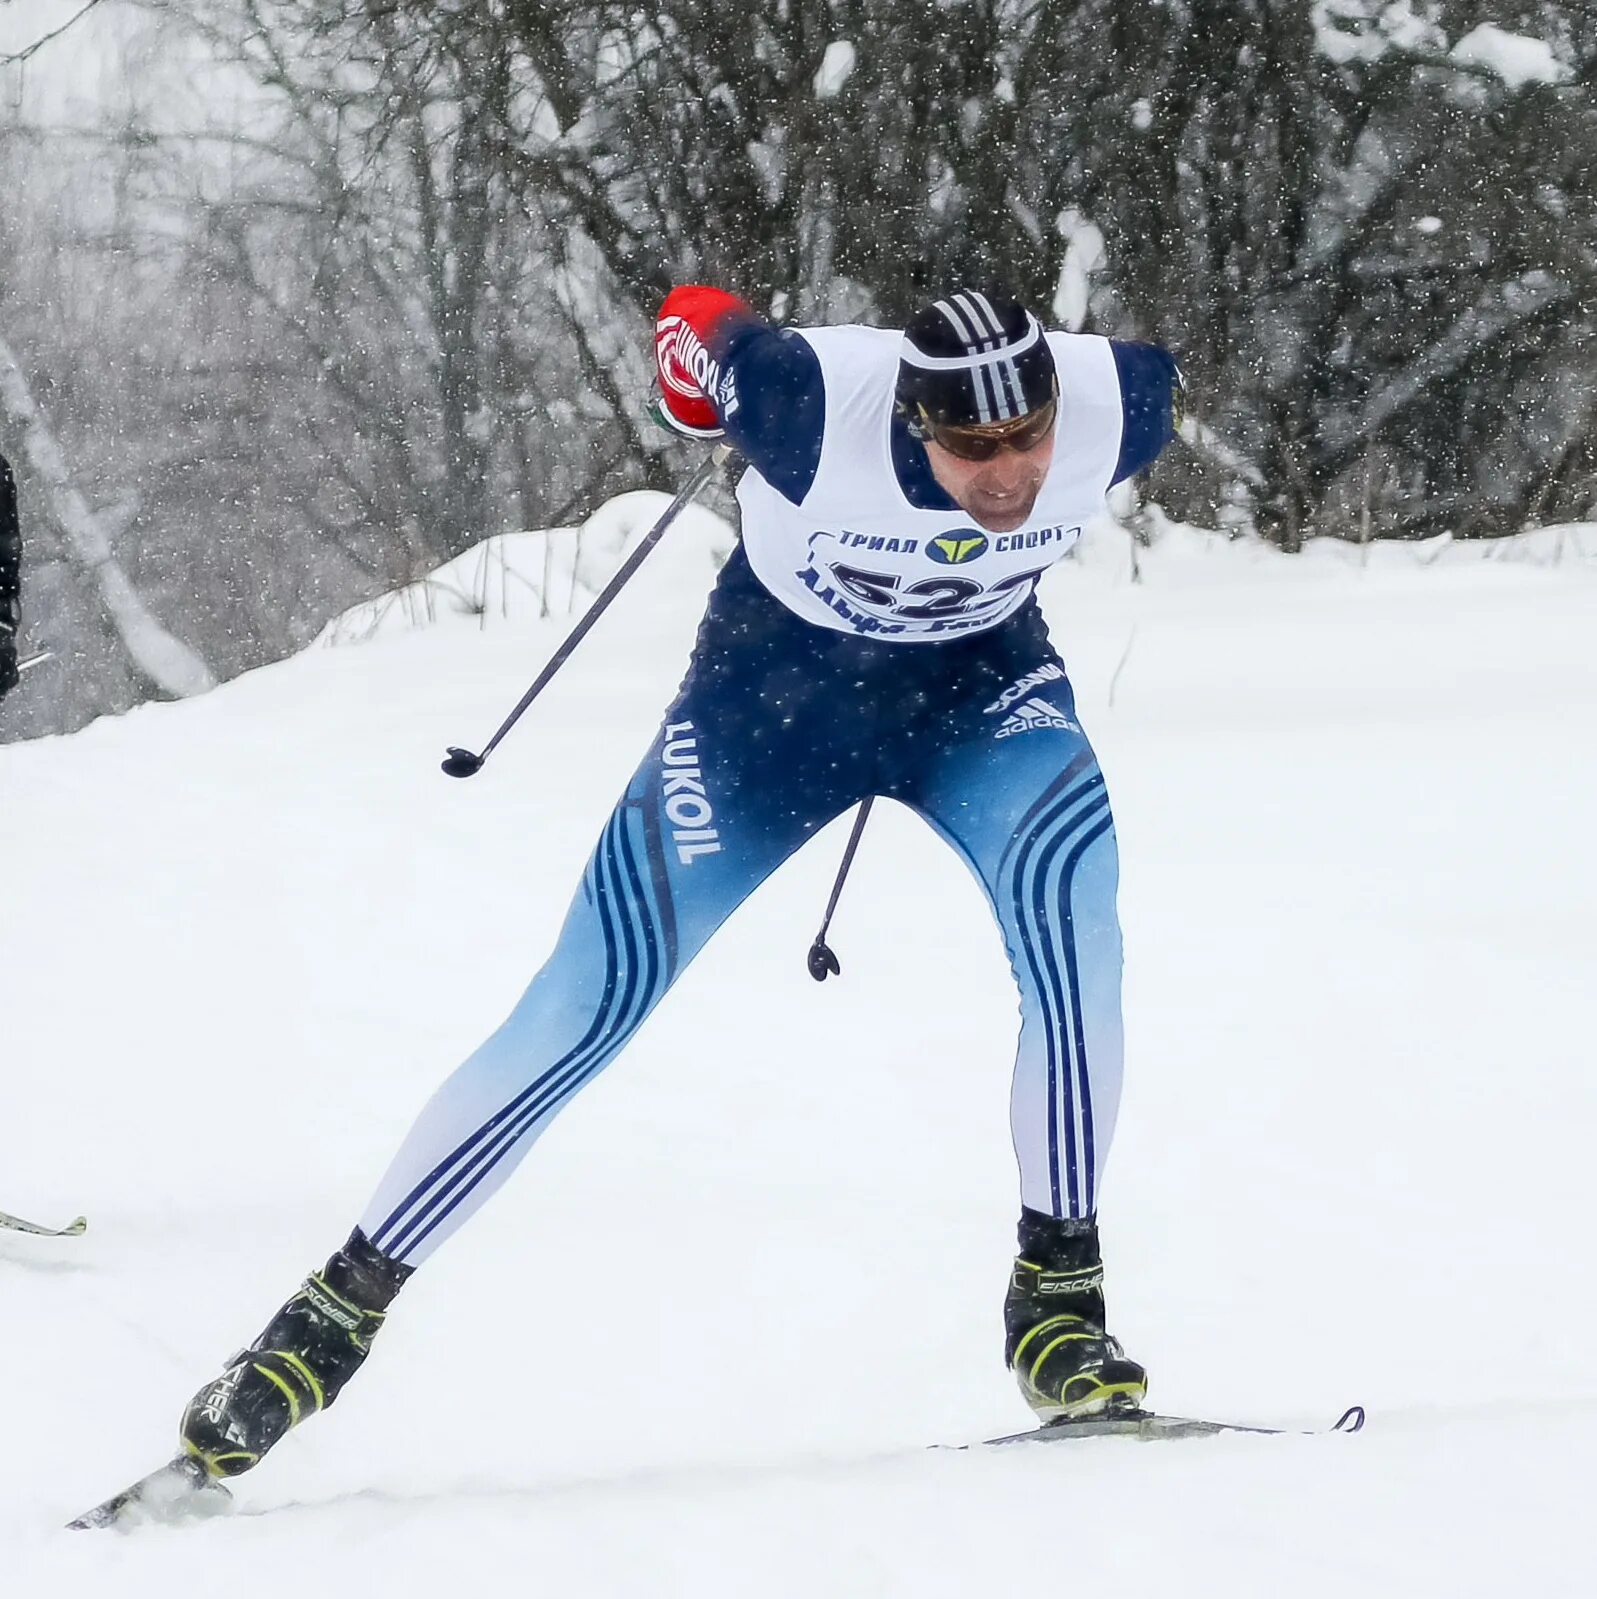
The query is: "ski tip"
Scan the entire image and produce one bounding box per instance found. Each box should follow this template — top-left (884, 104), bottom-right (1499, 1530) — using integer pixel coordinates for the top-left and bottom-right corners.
top-left (0, 1209), bottom-right (88, 1238)
top-left (67, 1501), bottom-right (122, 1533)
top-left (68, 1457), bottom-right (232, 1532)
top-left (1333, 1404), bottom-right (1366, 1433)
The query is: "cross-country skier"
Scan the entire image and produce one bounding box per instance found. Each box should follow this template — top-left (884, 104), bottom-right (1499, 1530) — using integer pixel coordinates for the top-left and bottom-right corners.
top-left (0, 451), bottom-right (20, 702)
top-left (176, 284), bottom-right (1182, 1477)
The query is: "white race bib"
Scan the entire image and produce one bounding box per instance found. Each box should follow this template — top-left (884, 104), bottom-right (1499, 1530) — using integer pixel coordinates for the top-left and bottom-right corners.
top-left (737, 326), bottom-right (1124, 642)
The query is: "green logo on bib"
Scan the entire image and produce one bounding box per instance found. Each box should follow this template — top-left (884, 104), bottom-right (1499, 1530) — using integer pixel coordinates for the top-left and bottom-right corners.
top-left (927, 532), bottom-right (989, 565)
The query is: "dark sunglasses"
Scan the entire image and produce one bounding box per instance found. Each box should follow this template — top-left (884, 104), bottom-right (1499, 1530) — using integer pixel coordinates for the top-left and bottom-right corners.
top-left (920, 398), bottom-right (1058, 462)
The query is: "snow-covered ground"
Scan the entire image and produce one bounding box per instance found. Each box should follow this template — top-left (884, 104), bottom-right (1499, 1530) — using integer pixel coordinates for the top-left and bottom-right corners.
top-left (4, 505), bottom-right (1596, 1596)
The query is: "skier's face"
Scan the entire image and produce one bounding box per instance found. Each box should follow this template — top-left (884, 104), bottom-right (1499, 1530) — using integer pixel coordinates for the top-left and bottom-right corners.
top-left (922, 413), bottom-right (1057, 533)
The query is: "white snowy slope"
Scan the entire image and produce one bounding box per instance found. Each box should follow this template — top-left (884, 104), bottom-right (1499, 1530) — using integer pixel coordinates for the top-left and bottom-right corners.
top-left (3, 504), bottom-right (1596, 1597)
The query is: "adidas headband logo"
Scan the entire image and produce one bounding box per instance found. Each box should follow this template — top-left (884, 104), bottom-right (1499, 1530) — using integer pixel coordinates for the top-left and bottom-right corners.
top-left (901, 290), bottom-right (1044, 423)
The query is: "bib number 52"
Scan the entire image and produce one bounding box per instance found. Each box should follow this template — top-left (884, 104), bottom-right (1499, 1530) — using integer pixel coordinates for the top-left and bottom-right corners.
top-left (830, 563), bottom-right (1044, 622)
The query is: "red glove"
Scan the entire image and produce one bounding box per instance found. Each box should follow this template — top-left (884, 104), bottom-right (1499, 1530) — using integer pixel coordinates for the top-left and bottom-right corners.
top-left (653, 285), bottom-right (754, 438)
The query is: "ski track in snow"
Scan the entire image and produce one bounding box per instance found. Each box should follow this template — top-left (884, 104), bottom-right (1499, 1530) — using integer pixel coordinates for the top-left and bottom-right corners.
top-left (4, 513), bottom-right (1596, 1595)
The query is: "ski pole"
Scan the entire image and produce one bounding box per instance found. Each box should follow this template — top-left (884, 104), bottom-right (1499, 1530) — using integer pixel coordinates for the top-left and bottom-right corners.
top-left (18, 650), bottom-right (52, 673)
top-left (441, 444), bottom-right (731, 778)
top-left (806, 796), bottom-right (874, 981)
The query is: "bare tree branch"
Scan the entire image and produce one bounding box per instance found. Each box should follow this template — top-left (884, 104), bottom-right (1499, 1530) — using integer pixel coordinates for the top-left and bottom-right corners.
top-left (0, 0), bottom-right (108, 66)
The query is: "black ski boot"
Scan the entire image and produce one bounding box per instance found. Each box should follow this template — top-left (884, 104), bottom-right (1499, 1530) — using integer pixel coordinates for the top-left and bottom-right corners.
top-left (180, 1228), bottom-right (411, 1478)
top-left (1004, 1209), bottom-right (1146, 1420)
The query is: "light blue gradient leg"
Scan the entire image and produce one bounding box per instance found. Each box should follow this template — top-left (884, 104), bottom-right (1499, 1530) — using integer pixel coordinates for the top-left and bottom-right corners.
top-left (904, 718), bottom-right (1125, 1221)
top-left (362, 722), bottom-right (846, 1267)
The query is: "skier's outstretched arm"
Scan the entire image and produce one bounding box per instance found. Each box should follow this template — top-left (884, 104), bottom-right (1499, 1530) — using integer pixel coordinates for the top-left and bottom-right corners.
top-left (654, 285), bottom-right (827, 505)
top-left (1108, 340), bottom-right (1184, 485)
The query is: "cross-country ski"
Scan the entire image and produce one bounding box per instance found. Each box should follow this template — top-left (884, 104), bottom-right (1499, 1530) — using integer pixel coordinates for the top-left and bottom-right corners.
top-left (67, 1457), bottom-right (230, 1533)
top-left (975, 1404), bottom-right (1367, 1449)
top-left (0, 1208), bottom-right (86, 1238)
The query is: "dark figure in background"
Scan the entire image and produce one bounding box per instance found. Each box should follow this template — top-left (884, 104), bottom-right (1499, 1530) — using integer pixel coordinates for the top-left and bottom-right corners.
top-left (0, 451), bottom-right (20, 700)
